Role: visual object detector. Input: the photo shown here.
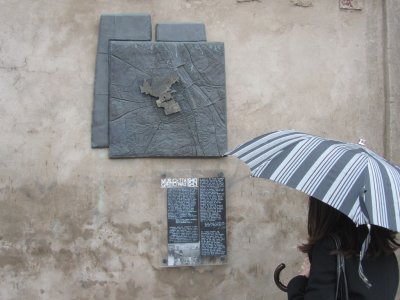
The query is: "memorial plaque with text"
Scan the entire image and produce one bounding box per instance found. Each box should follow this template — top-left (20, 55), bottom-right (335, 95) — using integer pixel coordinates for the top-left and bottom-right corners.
top-left (167, 188), bottom-right (199, 244)
top-left (199, 178), bottom-right (227, 256)
top-left (164, 177), bottom-right (226, 266)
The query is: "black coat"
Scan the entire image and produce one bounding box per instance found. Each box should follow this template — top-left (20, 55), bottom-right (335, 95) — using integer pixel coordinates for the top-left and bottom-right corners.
top-left (287, 237), bottom-right (399, 300)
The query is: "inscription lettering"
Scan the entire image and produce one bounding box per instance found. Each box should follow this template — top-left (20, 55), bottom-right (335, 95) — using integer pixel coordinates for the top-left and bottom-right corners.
top-left (167, 188), bottom-right (199, 244)
top-left (199, 178), bottom-right (227, 256)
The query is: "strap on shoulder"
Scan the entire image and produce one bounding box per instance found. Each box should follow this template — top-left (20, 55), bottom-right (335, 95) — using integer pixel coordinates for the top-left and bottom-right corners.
top-left (330, 234), bottom-right (348, 300)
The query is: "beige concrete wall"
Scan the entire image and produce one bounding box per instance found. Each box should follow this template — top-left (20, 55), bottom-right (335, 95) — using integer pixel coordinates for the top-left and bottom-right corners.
top-left (0, 0), bottom-right (397, 299)
top-left (384, 0), bottom-right (400, 166)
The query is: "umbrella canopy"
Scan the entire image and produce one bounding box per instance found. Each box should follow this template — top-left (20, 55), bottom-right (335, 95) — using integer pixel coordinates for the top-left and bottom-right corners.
top-left (227, 130), bottom-right (400, 232)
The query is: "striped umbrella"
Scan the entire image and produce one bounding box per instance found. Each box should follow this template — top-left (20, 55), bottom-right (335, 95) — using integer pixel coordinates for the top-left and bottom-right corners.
top-left (227, 130), bottom-right (400, 232)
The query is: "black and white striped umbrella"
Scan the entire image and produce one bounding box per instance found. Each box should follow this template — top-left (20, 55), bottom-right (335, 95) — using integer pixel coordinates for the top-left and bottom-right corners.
top-left (227, 130), bottom-right (400, 232)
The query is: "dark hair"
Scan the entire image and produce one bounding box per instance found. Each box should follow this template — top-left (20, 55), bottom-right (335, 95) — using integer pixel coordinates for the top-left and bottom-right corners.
top-left (299, 197), bottom-right (399, 257)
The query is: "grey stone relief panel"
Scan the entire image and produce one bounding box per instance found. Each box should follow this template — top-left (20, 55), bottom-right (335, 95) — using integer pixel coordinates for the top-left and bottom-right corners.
top-left (108, 41), bottom-right (227, 158)
top-left (91, 14), bottom-right (152, 148)
top-left (94, 53), bottom-right (109, 95)
top-left (156, 23), bottom-right (207, 42)
top-left (97, 14), bottom-right (152, 54)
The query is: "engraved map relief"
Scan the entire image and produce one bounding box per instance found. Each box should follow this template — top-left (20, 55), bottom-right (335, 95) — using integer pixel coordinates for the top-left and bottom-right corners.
top-left (108, 41), bottom-right (227, 157)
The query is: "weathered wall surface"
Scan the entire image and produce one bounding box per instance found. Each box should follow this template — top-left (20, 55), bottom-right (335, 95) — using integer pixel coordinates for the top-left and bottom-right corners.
top-left (0, 0), bottom-right (397, 299)
top-left (384, 0), bottom-right (400, 166)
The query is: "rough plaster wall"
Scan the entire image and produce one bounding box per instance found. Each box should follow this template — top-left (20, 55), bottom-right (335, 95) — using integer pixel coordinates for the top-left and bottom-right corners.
top-left (384, 0), bottom-right (400, 166)
top-left (0, 0), bottom-right (397, 299)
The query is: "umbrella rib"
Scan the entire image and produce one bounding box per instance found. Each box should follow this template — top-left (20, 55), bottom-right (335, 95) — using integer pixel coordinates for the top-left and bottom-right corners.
top-left (246, 138), bottom-right (304, 169)
top-left (252, 151), bottom-right (282, 177)
top-left (271, 137), bottom-right (322, 184)
top-left (336, 156), bottom-right (367, 208)
top-left (348, 202), bottom-right (365, 226)
top-left (385, 166), bottom-right (400, 230)
top-left (232, 131), bottom-right (301, 158)
top-left (325, 154), bottom-right (367, 209)
top-left (306, 147), bottom-right (347, 193)
top-left (369, 158), bottom-right (388, 228)
top-left (300, 145), bottom-right (348, 194)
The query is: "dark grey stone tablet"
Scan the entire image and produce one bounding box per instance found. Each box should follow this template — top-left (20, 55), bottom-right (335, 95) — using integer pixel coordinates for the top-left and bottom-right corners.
top-left (91, 94), bottom-right (109, 148)
top-left (97, 14), bottom-right (152, 54)
top-left (92, 53), bottom-right (109, 148)
top-left (108, 41), bottom-right (227, 158)
top-left (156, 23), bottom-right (207, 42)
top-left (92, 14), bottom-right (152, 148)
top-left (94, 53), bottom-right (109, 95)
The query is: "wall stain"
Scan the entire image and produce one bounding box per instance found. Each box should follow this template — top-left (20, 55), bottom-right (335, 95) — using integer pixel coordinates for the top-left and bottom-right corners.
top-left (80, 279), bottom-right (108, 289)
top-left (155, 267), bottom-right (227, 298)
top-left (0, 248), bottom-right (27, 270)
top-left (116, 280), bottom-right (143, 300)
top-left (248, 264), bottom-right (265, 277)
top-left (25, 238), bottom-right (52, 257)
top-left (110, 221), bottom-right (152, 235)
top-left (53, 248), bottom-right (74, 275)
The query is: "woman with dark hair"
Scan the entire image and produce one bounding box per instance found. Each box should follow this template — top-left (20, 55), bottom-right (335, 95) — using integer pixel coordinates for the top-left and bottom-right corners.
top-left (287, 197), bottom-right (400, 299)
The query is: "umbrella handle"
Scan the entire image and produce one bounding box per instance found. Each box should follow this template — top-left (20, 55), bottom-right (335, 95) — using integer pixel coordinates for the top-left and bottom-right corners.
top-left (274, 263), bottom-right (288, 292)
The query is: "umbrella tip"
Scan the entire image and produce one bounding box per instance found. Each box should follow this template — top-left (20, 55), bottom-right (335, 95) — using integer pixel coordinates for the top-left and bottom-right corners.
top-left (358, 138), bottom-right (366, 146)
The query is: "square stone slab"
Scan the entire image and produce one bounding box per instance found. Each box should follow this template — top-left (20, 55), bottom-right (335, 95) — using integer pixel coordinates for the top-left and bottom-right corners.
top-left (97, 14), bottom-right (152, 54)
top-left (92, 14), bottom-right (152, 148)
top-left (156, 23), bottom-right (207, 42)
top-left (108, 41), bottom-right (227, 157)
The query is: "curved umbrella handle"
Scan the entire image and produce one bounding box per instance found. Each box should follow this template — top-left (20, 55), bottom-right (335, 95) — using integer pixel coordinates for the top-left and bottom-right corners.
top-left (274, 263), bottom-right (288, 292)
